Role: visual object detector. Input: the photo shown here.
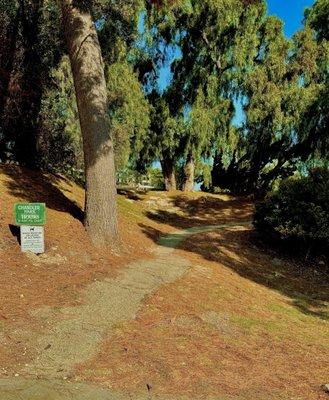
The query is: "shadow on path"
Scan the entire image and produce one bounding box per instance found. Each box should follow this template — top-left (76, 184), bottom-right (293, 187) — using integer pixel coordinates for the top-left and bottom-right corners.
top-left (141, 197), bottom-right (329, 321)
top-left (145, 195), bottom-right (253, 228)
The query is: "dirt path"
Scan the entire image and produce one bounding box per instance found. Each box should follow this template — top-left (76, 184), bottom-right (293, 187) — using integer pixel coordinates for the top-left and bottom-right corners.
top-left (0, 221), bottom-right (251, 400)
top-left (0, 377), bottom-right (246, 400)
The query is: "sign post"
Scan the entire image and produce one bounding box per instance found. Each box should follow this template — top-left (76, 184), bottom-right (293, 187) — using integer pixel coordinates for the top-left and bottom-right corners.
top-left (14, 203), bottom-right (46, 254)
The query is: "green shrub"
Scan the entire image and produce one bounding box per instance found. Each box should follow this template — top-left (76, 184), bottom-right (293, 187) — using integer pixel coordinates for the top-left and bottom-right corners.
top-left (254, 169), bottom-right (329, 258)
top-left (148, 168), bottom-right (165, 190)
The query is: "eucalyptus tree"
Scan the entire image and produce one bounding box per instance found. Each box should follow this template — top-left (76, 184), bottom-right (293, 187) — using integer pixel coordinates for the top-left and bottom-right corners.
top-left (143, 91), bottom-right (182, 191)
top-left (97, 2), bottom-right (151, 172)
top-left (137, 0), bottom-right (265, 191)
top-left (232, 15), bottom-right (295, 194)
top-left (38, 0), bottom-right (148, 177)
top-left (297, 0), bottom-right (329, 157)
top-left (0, 0), bottom-right (148, 244)
top-left (180, 84), bottom-right (230, 191)
top-left (58, 0), bottom-right (119, 244)
top-left (212, 0), bottom-right (328, 195)
top-left (130, 2), bottom-right (184, 190)
top-left (166, 0), bottom-right (266, 191)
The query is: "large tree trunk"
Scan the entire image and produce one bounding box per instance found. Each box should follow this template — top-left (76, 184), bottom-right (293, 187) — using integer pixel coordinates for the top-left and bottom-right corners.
top-left (160, 154), bottom-right (176, 191)
top-left (182, 152), bottom-right (195, 192)
top-left (59, 0), bottom-right (118, 245)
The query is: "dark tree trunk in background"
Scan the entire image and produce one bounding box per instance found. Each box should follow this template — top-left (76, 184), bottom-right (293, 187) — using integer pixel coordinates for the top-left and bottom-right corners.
top-left (211, 151), bottom-right (248, 195)
top-left (13, 0), bottom-right (43, 168)
top-left (161, 154), bottom-right (176, 191)
top-left (182, 151), bottom-right (195, 192)
top-left (0, 1), bottom-right (43, 166)
top-left (60, 0), bottom-right (118, 245)
top-left (211, 151), bottom-right (224, 188)
top-left (0, 10), bottom-right (20, 158)
top-left (0, 8), bottom-right (20, 132)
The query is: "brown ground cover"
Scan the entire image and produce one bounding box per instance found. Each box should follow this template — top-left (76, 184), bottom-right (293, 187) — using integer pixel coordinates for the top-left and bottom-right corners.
top-left (0, 165), bottom-right (328, 399)
top-left (0, 165), bottom-right (161, 372)
top-left (77, 197), bottom-right (329, 400)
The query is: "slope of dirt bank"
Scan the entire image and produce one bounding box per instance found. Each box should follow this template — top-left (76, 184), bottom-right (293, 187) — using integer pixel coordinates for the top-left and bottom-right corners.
top-left (0, 164), bottom-right (162, 372)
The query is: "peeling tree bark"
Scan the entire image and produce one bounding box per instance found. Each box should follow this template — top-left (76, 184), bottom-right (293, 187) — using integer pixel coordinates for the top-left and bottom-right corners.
top-left (59, 0), bottom-right (118, 245)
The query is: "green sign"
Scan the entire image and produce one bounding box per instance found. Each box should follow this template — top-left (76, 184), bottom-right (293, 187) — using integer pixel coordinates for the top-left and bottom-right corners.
top-left (14, 203), bottom-right (46, 226)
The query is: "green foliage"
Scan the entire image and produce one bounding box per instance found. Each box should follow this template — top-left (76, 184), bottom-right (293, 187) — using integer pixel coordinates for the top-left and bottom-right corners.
top-left (116, 164), bottom-right (145, 186)
top-left (184, 84), bottom-right (230, 160)
top-left (306, 0), bottom-right (329, 41)
top-left (0, 0), bottom-right (17, 25)
top-left (170, 0), bottom-right (264, 168)
top-left (0, 0), bottom-right (64, 166)
top-left (137, 92), bottom-right (182, 170)
top-left (39, 56), bottom-right (83, 179)
top-left (97, 0), bottom-right (144, 65)
top-left (148, 167), bottom-right (165, 189)
top-left (254, 169), bottom-right (329, 258)
top-left (1, 0), bottom-right (328, 197)
top-left (1, 0), bottom-right (148, 179)
top-left (212, 0), bottom-right (329, 195)
top-left (107, 62), bottom-right (150, 170)
top-left (136, 0), bottom-right (264, 186)
top-left (195, 161), bottom-right (212, 190)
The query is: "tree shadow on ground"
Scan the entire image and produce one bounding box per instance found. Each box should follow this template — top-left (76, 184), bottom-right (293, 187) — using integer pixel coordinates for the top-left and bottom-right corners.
top-left (145, 195), bottom-right (254, 228)
top-left (1, 165), bottom-right (84, 222)
top-left (117, 187), bottom-right (146, 201)
top-left (141, 196), bottom-right (329, 321)
top-left (8, 224), bottom-right (20, 245)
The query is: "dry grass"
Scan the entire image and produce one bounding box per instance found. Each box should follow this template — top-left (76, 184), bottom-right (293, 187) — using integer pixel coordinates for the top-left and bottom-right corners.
top-left (77, 203), bottom-right (329, 400)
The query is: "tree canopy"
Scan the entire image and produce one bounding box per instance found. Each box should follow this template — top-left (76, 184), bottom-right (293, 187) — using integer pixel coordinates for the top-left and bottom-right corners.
top-left (0, 0), bottom-right (327, 196)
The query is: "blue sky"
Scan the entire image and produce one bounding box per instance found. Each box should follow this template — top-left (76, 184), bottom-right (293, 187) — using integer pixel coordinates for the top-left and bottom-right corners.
top-left (267, 0), bottom-right (314, 37)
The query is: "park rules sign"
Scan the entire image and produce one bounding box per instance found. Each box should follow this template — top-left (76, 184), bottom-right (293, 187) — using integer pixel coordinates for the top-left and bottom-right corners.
top-left (14, 203), bottom-right (46, 254)
top-left (20, 226), bottom-right (45, 254)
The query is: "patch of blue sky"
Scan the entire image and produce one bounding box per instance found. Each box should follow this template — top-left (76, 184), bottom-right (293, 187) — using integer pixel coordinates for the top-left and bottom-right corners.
top-left (232, 96), bottom-right (247, 128)
top-left (95, 18), bottom-right (105, 31)
top-left (267, 0), bottom-right (314, 37)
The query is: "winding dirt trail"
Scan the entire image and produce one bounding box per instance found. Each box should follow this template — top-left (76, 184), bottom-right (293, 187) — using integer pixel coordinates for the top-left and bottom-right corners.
top-left (0, 221), bottom-right (251, 400)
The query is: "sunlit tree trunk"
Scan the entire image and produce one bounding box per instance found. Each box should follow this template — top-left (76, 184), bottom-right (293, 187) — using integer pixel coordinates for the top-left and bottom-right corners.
top-left (59, 0), bottom-right (118, 245)
top-left (182, 151), bottom-right (195, 192)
